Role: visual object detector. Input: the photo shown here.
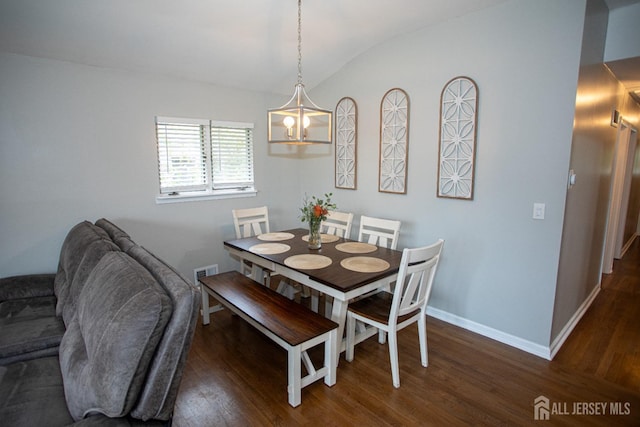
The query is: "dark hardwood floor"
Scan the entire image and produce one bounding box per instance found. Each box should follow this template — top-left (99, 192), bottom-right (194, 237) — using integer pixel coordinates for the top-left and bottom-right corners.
top-left (173, 240), bottom-right (640, 426)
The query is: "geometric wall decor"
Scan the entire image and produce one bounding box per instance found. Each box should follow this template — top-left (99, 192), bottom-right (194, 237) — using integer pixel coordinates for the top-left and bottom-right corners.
top-left (335, 97), bottom-right (358, 190)
top-left (379, 88), bottom-right (410, 194)
top-left (437, 76), bottom-right (478, 200)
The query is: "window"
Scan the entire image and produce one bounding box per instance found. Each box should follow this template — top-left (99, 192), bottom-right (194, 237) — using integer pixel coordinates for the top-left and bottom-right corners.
top-left (155, 116), bottom-right (255, 203)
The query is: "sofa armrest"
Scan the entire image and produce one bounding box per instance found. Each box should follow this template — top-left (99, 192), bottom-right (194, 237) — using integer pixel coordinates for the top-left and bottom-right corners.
top-left (0, 274), bottom-right (56, 302)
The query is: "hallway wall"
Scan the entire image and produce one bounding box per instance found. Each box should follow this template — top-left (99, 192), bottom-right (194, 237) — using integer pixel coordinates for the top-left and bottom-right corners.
top-left (552, 0), bottom-right (640, 352)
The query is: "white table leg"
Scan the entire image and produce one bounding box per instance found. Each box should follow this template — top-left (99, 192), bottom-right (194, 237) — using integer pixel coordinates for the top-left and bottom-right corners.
top-left (330, 298), bottom-right (348, 366)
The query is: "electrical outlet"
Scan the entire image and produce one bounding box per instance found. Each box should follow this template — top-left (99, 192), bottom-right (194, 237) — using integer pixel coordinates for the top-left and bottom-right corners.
top-left (533, 203), bottom-right (545, 220)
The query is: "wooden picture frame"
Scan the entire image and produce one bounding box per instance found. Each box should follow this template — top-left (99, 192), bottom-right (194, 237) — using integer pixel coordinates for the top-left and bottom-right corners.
top-left (437, 76), bottom-right (478, 200)
top-left (379, 88), bottom-right (410, 194)
top-left (335, 97), bottom-right (357, 190)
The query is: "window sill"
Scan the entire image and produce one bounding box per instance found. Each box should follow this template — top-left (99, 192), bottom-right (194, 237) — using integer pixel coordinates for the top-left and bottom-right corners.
top-left (155, 188), bottom-right (257, 204)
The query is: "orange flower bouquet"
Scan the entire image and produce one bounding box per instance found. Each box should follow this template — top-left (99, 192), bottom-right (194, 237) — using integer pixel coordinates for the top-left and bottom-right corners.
top-left (300, 193), bottom-right (336, 249)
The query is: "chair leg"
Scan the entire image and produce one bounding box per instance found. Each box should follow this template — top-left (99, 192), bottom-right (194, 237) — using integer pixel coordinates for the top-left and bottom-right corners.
top-left (300, 284), bottom-right (311, 298)
top-left (324, 297), bottom-right (333, 318)
top-left (388, 330), bottom-right (400, 388)
top-left (345, 313), bottom-right (356, 362)
top-left (378, 330), bottom-right (387, 344)
top-left (418, 314), bottom-right (429, 367)
top-left (311, 292), bottom-right (319, 312)
top-left (276, 280), bottom-right (298, 300)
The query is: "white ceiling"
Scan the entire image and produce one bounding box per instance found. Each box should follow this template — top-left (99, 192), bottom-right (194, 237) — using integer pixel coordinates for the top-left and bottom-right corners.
top-left (0, 0), bottom-right (638, 96)
top-left (0, 0), bottom-right (507, 94)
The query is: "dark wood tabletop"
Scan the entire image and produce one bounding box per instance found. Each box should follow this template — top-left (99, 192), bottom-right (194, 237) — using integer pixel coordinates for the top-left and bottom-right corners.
top-left (224, 228), bottom-right (404, 293)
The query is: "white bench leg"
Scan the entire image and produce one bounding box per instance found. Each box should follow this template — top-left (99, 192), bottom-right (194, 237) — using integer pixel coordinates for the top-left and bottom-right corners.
top-left (287, 345), bottom-right (302, 407)
top-left (200, 283), bottom-right (210, 325)
top-left (200, 288), bottom-right (225, 325)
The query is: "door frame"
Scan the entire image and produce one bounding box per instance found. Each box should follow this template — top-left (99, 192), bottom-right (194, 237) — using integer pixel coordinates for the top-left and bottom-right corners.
top-left (602, 119), bottom-right (638, 274)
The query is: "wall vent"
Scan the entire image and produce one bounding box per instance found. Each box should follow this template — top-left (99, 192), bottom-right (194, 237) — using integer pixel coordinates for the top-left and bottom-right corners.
top-left (193, 264), bottom-right (218, 285)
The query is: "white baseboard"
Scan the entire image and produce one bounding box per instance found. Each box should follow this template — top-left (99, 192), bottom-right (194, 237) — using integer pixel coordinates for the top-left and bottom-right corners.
top-left (619, 233), bottom-right (637, 259)
top-left (426, 306), bottom-right (552, 360)
top-left (548, 283), bottom-right (601, 360)
top-left (426, 282), bottom-right (601, 361)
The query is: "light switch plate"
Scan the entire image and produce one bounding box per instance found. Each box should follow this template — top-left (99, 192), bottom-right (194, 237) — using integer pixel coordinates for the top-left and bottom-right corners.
top-left (533, 203), bottom-right (545, 220)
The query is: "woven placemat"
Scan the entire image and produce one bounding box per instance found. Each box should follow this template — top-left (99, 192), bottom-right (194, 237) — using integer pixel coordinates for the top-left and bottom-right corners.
top-left (249, 243), bottom-right (291, 255)
top-left (301, 233), bottom-right (340, 243)
top-left (257, 232), bottom-right (295, 241)
top-left (335, 242), bottom-right (377, 254)
top-left (340, 256), bottom-right (390, 273)
top-left (284, 254), bottom-right (333, 270)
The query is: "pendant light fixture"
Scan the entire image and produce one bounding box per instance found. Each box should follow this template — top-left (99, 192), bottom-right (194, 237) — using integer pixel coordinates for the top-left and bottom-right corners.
top-left (268, 0), bottom-right (332, 145)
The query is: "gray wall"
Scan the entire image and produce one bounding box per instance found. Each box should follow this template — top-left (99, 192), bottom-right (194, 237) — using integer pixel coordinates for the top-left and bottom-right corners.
top-left (297, 0), bottom-right (585, 350)
top-left (0, 52), bottom-right (300, 280)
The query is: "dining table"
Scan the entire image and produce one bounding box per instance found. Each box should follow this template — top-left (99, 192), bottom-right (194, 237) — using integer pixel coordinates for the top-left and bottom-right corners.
top-left (223, 228), bottom-right (404, 366)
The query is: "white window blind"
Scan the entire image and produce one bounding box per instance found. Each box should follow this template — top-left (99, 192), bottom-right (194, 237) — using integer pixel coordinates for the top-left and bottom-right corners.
top-left (155, 117), bottom-right (254, 197)
top-left (211, 123), bottom-right (254, 189)
top-left (156, 118), bottom-right (209, 193)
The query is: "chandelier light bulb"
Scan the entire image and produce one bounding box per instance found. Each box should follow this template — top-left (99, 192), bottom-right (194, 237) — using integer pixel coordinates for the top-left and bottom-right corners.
top-left (283, 116), bottom-right (295, 129)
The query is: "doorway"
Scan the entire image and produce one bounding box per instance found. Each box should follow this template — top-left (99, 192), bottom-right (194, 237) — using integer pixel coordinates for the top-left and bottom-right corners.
top-left (602, 119), bottom-right (639, 274)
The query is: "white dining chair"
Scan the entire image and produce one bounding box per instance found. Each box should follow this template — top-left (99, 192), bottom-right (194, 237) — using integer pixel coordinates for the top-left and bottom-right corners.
top-left (232, 206), bottom-right (299, 299)
top-left (345, 239), bottom-right (444, 388)
top-left (321, 211), bottom-right (354, 239)
top-left (358, 215), bottom-right (401, 250)
top-left (232, 206), bottom-right (270, 239)
top-left (231, 206), bottom-right (273, 284)
top-left (326, 214), bottom-right (402, 318)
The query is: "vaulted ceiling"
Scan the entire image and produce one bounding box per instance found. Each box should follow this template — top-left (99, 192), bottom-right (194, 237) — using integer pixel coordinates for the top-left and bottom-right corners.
top-left (0, 0), bottom-right (638, 96)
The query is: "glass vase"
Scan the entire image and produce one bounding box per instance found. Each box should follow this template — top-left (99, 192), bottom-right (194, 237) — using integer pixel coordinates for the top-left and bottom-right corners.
top-left (308, 220), bottom-right (321, 250)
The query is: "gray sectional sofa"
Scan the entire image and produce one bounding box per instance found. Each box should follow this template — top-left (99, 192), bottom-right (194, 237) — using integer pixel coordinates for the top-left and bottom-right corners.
top-left (0, 219), bottom-right (201, 426)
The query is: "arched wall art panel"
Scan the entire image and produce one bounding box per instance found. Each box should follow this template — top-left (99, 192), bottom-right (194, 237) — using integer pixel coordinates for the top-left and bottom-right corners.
top-left (438, 76), bottom-right (478, 200)
top-left (379, 88), bottom-right (410, 194)
top-left (335, 97), bottom-right (357, 189)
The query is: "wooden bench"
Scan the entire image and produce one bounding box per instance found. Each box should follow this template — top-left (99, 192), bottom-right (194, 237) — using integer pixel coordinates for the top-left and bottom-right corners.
top-left (199, 271), bottom-right (338, 407)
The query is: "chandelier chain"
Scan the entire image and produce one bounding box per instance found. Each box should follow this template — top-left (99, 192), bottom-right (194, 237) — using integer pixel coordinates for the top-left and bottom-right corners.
top-left (297, 0), bottom-right (302, 85)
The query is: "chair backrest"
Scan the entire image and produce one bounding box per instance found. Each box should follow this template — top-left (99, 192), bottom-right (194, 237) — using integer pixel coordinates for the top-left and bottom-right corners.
top-left (358, 215), bottom-right (401, 249)
top-left (232, 206), bottom-right (270, 238)
top-left (391, 239), bottom-right (444, 321)
top-left (321, 211), bottom-right (354, 239)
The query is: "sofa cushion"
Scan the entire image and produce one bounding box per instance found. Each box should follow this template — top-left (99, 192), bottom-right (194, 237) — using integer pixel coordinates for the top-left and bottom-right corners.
top-left (60, 239), bottom-right (120, 326)
top-left (95, 218), bottom-right (130, 241)
top-left (59, 251), bottom-right (173, 421)
top-left (0, 296), bottom-right (65, 365)
top-left (126, 246), bottom-right (201, 421)
top-left (54, 221), bottom-right (112, 316)
top-left (0, 356), bottom-right (75, 426)
top-left (0, 274), bottom-right (55, 302)
top-left (94, 218), bottom-right (137, 252)
top-left (114, 235), bottom-right (137, 253)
